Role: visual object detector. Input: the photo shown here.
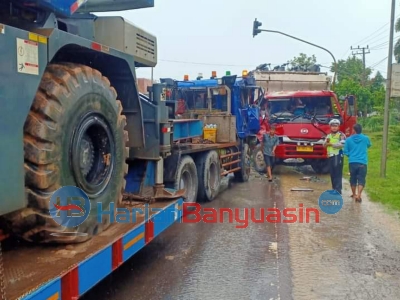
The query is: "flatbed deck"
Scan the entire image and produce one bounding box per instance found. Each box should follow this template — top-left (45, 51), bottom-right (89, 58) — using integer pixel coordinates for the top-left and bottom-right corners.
top-left (2, 199), bottom-right (183, 300)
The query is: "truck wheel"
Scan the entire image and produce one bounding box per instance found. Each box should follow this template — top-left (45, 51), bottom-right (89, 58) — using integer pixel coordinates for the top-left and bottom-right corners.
top-left (234, 142), bottom-right (251, 182)
top-left (311, 160), bottom-right (330, 174)
top-left (252, 144), bottom-right (266, 173)
top-left (9, 63), bottom-right (128, 243)
top-left (174, 155), bottom-right (198, 203)
top-left (196, 151), bottom-right (221, 202)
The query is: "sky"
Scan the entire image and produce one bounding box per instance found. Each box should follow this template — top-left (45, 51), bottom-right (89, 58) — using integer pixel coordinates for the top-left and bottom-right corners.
top-left (97, 0), bottom-right (397, 81)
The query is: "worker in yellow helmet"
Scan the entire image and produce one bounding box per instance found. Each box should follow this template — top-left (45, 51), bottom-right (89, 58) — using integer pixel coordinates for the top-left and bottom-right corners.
top-left (323, 118), bottom-right (346, 195)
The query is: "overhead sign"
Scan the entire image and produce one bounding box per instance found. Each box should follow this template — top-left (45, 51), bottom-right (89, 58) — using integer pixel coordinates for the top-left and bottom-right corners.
top-left (390, 63), bottom-right (400, 97)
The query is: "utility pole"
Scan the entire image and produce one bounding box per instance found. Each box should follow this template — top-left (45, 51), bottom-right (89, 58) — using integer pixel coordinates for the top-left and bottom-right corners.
top-left (381, 0), bottom-right (396, 178)
top-left (351, 45), bottom-right (370, 116)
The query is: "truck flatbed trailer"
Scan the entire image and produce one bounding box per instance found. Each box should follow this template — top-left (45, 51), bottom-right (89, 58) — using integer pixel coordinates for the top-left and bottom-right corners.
top-left (3, 199), bottom-right (183, 300)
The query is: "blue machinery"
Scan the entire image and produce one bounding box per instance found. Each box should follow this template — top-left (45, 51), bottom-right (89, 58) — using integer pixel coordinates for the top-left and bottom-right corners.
top-left (173, 119), bottom-right (203, 141)
top-left (161, 71), bottom-right (262, 141)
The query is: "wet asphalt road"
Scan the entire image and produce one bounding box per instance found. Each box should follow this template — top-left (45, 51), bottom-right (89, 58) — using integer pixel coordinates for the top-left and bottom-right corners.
top-left (82, 173), bottom-right (292, 300)
top-left (82, 166), bottom-right (400, 300)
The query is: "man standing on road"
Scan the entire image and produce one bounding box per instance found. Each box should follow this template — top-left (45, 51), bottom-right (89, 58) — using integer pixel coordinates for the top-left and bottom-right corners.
top-left (343, 123), bottom-right (371, 203)
top-left (261, 125), bottom-right (279, 182)
top-left (323, 119), bottom-right (346, 195)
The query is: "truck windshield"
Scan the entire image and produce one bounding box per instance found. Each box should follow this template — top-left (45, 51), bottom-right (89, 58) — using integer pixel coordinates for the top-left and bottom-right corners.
top-left (267, 96), bottom-right (334, 117)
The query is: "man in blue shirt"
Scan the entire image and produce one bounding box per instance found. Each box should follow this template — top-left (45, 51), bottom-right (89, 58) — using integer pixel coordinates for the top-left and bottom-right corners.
top-left (261, 125), bottom-right (279, 182)
top-left (343, 124), bottom-right (371, 203)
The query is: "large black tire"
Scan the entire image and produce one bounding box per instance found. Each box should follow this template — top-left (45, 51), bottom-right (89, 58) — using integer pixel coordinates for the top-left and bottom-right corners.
top-left (174, 155), bottom-right (198, 203)
top-left (196, 151), bottom-right (221, 202)
top-left (7, 63), bottom-right (128, 244)
top-left (234, 142), bottom-right (251, 182)
top-left (311, 159), bottom-right (330, 174)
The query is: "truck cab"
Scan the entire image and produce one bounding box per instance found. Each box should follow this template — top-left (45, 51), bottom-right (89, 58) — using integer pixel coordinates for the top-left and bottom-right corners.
top-left (251, 69), bottom-right (357, 174)
top-left (161, 71), bottom-right (263, 141)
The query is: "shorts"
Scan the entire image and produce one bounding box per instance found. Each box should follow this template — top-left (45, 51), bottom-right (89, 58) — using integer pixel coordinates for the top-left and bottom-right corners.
top-left (263, 154), bottom-right (274, 167)
top-left (349, 163), bottom-right (367, 186)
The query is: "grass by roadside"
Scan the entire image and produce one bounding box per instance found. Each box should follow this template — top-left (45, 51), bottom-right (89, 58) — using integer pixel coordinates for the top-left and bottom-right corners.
top-left (343, 128), bottom-right (400, 212)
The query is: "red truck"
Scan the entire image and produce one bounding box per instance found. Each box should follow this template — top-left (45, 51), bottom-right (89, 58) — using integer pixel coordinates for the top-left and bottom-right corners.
top-left (251, 69), bottom-right (357, 174)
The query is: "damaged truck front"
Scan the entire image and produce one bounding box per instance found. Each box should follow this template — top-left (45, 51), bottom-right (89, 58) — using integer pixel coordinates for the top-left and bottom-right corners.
top-left (251, 69), bottom-right (358, 174)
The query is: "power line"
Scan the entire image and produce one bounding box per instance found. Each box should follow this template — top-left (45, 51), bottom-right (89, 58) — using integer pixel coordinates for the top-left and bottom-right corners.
top-left (368, 56), bottom-right (388, 69)
top-left (360, 28), bottom-right (395, 47)
top-left (352, 14), bottom-right (400, 46)
top-left (369, 35), bottom-right (400, 50)
top-left (353, 23), bottom-right (389, 46)
top-left (159, 59), bottom-right (332, 71)
top-left (159, 59), bottom-right (255, 67)
top-left (368, 33), bottom-right (399, 48)
top-left (340, 15), bottom-right (400, 59)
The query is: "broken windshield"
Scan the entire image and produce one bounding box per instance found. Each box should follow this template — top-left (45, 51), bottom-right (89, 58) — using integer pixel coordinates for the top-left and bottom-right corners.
top-left (264, 96), bottom-right (334, 123)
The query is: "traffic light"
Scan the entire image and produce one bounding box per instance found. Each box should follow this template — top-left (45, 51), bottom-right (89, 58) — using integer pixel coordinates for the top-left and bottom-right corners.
top-left (253, 18), bottom-right (262, 37)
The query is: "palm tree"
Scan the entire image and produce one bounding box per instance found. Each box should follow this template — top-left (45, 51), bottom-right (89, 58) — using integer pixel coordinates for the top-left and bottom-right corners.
top-left (395, 17), bottom-right (400, 62)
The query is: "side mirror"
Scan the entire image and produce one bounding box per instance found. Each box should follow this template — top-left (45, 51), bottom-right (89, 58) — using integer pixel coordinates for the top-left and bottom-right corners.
top-left (344, 99), bottom-right (348, 115)
top-left (344, 99), bottom-right (355, 117)
top-left (347, 95), bottom-right (354, 105)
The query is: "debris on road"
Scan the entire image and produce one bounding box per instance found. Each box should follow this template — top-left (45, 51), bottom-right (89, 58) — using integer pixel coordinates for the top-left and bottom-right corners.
top-left (290, 188), bottom-right (314, 192)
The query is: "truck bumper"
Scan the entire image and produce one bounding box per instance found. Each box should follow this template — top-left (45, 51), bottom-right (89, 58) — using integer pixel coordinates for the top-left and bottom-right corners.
top-left (274, 143), bottom-right (327, 160)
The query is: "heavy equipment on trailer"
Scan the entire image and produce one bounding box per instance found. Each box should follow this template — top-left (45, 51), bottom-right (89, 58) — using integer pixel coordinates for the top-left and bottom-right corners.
top-left (0, 0), bottom-right (255, 299)
top-left (0, 0), bottom-right (167, 244)
top-left (0, 0), bottom-right (259, 300)
top-left (250, 67), bottom-right (358, 174)
top-left (159, 70), bottom-right (263, 202)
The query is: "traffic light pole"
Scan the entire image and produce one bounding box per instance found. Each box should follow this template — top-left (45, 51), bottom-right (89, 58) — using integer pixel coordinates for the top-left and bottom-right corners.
top-left (255, 28), bottom-right (337, 88)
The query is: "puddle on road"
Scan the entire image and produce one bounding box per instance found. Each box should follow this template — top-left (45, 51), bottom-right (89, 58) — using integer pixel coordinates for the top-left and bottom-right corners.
top-left (274, 165), bottom-right (400, 300)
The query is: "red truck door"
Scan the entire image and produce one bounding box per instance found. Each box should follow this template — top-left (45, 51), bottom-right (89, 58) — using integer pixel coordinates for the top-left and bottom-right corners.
top-left (342, 95), bottom-right (357, 136)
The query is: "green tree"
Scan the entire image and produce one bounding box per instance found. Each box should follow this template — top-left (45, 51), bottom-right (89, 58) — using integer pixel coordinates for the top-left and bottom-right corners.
top-left (395, 16), bottom-right (400, 62)
top-left (290, 53), bottom-right (317, 69)
top-left (370, 71), bottom-right (385, 92)
top-left (333, 78), bottom-right (372, 116)
top-left (370, 72), bottom-right (386, 108)
top-left (330, 56), bottom-right (372, 84)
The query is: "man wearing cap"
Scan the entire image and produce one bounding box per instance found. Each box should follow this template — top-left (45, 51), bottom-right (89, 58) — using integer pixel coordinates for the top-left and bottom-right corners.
top-left (323, 119), bottom-right (346, 195)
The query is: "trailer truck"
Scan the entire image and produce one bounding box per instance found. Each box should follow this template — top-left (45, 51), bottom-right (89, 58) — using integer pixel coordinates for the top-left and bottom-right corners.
top-left (250, 68), bottom-right (358, 174)
top-left (158, 70), bottom-right (264, 202)
top-left (0, 0), bottom-right (254, 299)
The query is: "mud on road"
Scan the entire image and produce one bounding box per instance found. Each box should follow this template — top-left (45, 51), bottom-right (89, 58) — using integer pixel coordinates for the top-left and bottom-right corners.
top-left (276, 165), bottom-right (400, 300)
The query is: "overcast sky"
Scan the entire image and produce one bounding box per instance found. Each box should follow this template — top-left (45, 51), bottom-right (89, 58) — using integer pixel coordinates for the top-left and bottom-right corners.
top-left (98, 0), bottom-right (396, 81)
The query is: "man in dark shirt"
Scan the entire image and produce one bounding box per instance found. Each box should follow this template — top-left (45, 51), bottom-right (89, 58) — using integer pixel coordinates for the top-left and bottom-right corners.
top-left (261, 125), bottom-right (279, 182)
